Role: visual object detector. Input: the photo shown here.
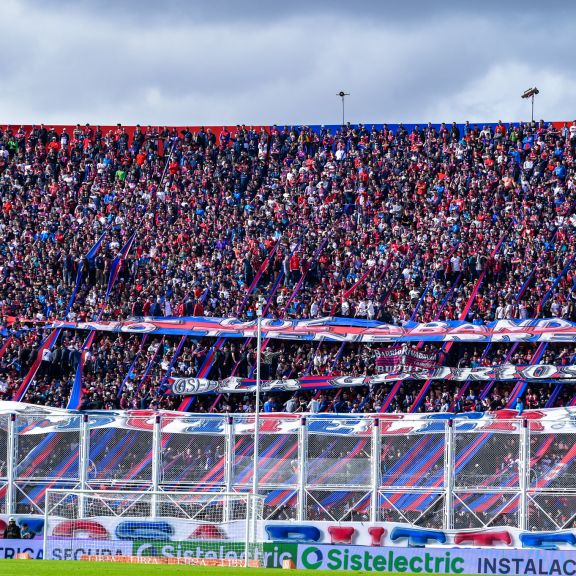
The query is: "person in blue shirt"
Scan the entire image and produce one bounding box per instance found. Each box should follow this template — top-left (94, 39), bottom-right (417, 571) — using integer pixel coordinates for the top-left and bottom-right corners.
top-left (554, 161), bottom-right (566, 180)
top-left (263, 396), bottom-right (277, 413)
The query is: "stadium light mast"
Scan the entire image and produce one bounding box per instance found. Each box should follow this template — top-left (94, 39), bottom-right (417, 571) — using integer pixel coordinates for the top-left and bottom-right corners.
top-left (337, 91), bottom-right (350, 126)
top-left (521, 87), bottom-right (539, 124)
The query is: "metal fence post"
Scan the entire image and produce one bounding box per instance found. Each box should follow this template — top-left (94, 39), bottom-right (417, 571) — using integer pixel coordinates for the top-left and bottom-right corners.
top-left (224, 416), bottom-right (235, 523)
top-left (444, 419), bottom-right (455, 530)
top-left (151, 414), bottom-right (162, 517)
top-left (519, 419), bottom-right (529, 530)
top-left (298, 416), bottom-right (308, 521)
top-left (6, 414), bottom-right (16, 515)
top-left (370, 418), bottom-right (381, 523)
top-left (78, 413), bottom-right (90, 518)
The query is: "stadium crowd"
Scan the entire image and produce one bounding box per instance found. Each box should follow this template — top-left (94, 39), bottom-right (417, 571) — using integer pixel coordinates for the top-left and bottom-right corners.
top-left (1, 120), bottom-right (576, 413)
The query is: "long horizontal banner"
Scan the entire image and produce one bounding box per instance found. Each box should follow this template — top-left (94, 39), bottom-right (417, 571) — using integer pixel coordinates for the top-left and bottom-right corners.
top-left (167, 364), bottom-right (576, 395)
top-left (3, 400), bottom-right (576, 435)
top-left (36, 317), bottom-right (576, 342)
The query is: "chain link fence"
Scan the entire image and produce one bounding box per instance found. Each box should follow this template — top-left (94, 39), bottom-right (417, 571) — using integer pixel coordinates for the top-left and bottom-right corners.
top-left (88, 416), bottom-right (153, 483)
top-left (0, 412), bottom-right (574, 528)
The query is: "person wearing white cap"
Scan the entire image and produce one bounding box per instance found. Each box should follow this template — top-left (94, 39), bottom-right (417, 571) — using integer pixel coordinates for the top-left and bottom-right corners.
top-left (4, 517), bottom-right (21, 539)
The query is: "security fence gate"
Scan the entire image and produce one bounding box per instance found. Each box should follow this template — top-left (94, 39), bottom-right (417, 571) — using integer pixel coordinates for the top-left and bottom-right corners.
top-left (1, 410), bottom-right (575, 531)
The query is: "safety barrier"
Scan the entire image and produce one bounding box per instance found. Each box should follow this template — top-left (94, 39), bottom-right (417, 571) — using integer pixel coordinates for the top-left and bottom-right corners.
top-left (0, 405), bottom-right (575, 532)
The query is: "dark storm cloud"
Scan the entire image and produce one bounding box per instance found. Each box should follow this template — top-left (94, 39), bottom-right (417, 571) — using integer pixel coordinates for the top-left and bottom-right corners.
top-left (1, 0), bottom-right (575, 125)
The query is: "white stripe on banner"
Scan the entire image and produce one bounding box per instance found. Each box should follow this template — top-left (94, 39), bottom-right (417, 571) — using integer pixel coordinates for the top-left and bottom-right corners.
top-left (167, 363), bottom-right (576, 395)
top-left (31, 317), bottom-right (576, 343)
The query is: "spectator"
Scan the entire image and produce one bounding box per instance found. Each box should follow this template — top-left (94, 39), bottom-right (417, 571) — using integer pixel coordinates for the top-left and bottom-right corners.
top-left (0, 120), bottom-right (575, 415)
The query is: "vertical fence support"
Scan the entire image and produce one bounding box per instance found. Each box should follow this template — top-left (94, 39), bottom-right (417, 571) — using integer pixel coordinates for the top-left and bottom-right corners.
top-left (298, 416), bottom-right (308, 521)
top-left (6, 414), bottom-right (16, 515)
top-left (519, 418), bottom-right (529, 531)
top-left (370, 418), bottom-right (381, 523)
top-left (151, 414), bottom-right (162, 518)
top-left (444, 419), bottom-right (455, 530)
top-left (78, 413), bottom-right (90, 518)
top-left (224, 416), bottom-right (235, 523)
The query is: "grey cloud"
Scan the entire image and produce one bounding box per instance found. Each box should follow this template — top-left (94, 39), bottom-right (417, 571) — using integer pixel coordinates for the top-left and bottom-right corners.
top-left (22, 0), bottom-right (576, 25)
top-left (1, 0), bottom-right (575, 125)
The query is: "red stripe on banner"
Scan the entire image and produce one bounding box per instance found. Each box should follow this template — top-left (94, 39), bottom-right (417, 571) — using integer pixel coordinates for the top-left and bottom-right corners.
top-left (343, 265), bottom-right (376, 299)
top-left (13, 329), bottom-right (60, 401)
top-left (178, 234), bottom-right (288, 413)
top-left (0, 336), bottom-right (13, 361)
top-left (505, 342), bottom-right (547, 408)
top-left (312, 438), bottom-right (368, 486)
top-left (467, 433), bottom-right (556, 513)
top-left (259, 442), bottom-right (299, 485)
top-left (409, 230), bottom-right (509, 413)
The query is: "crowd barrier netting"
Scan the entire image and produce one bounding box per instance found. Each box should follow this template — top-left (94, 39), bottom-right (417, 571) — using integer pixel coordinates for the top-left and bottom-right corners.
top-left (0, 402), bottom-right (575, 533)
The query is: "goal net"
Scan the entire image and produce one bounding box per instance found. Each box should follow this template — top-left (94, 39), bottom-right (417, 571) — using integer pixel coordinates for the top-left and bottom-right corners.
top-left (43, 490), bottom-right (264, 567)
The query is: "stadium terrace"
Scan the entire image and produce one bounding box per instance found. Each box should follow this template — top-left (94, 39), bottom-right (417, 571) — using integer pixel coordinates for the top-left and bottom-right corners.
top-left (1, 120), bottom-right (576, 415)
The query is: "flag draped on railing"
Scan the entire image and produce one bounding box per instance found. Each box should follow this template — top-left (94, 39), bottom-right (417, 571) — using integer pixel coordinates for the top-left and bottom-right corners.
top-left (165, 363), bottom-right (576, 395)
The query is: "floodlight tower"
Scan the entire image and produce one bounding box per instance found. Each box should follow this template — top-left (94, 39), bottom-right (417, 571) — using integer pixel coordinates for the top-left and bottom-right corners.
top-left (337, 91), bottom-right (350, 126)
top-left (521, 87), bottom-right (539, 124)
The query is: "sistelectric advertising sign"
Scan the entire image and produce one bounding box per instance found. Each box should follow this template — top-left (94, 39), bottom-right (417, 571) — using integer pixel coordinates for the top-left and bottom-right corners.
top-left (297, 544), bottom-right (576, 575)
top-left (133, 541), bottom-right (297, 568)
top-left (0, 539), bottom-right (297, 566)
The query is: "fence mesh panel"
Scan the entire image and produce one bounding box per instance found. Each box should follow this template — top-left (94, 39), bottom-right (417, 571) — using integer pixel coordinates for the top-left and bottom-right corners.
top-left (528, 493), bottom-right (576, 531)
top-left (378, 491), bottom-right (444, 528)
top-left (307, 423), bottom-right (372, 487)
top-left (528, 432), bottom-right (576, 490)
top-left (381, 430), bottom-right (445, 488)
top-left (161, 428), bottom-right (226, 486)
top-left (454, 422), bottom-right (521, 489)
top-left (453, 491), bottom-right (519, 529)
top-left (232, 416), bottom-right (299, 488)
top-left (15, 481), bottom-right (78, 514)
top-left (88, 417), bottom-right (152, 483)
top-left (259, 488), bottom-right (298, 520)
top-left (16, 415), bottom-right (81, 480)
top-left (306, 490), bottom-right (371, 522)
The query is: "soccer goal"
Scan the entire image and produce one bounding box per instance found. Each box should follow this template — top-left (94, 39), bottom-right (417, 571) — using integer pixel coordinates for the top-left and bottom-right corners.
top-left (43, 489), bottom-right (264, 567)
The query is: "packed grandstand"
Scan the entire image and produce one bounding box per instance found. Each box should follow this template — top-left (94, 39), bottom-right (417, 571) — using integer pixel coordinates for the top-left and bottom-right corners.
top-left (1, 120), bottom-right (576, 415)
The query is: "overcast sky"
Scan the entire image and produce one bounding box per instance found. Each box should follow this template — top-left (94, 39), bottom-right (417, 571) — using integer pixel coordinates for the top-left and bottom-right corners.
top-left (1, 0), bottom-right (575, 126)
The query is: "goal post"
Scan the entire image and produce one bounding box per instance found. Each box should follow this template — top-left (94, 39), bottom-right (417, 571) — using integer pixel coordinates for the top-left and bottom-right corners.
top-left (43, 489), bottom-right (264, 567)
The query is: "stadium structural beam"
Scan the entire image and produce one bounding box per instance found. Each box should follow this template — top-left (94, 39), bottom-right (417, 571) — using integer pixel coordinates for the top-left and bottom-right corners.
top-left (151, 414), bottom-right (162, 517)
top-left (223, 416), bottom-right (235, 523)
top-left (6, 414), bottom-right (16, 515)
top-left (444, 419), bottom-right (455, 530)
top-left (78, 413), bottom-right (90, 518)
top-left (297, 416), bottom-right (308, 521)
top-left (370, 418), bottom-right (381, 523)
top-left (252, 310), bottom-right (263, 540)
top-left (519, 419), bottom-right (529, 531)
